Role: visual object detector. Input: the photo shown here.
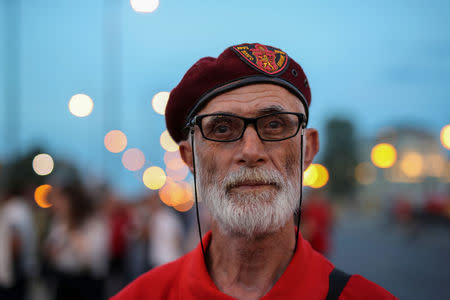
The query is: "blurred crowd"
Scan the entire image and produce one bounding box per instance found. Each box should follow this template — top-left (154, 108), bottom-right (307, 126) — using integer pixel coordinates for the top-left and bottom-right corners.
top-left (0, 158), bottom-right (209, 300)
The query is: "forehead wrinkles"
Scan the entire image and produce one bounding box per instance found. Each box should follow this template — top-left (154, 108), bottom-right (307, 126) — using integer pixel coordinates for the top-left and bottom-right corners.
top-left (200, 84), bottom-right (304, 115)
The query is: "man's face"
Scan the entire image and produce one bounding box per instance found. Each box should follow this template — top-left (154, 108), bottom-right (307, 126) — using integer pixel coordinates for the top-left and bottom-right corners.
top-left (181, 84), bottom-right (317, 238)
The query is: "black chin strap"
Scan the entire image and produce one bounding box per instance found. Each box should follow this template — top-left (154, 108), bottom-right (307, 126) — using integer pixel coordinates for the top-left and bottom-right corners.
top-left (293, 126), bottom-right (305, 253)
top-left (191, 128), bottom-right (207, 264)
top-left (190, 124), bottom-right (306, 263)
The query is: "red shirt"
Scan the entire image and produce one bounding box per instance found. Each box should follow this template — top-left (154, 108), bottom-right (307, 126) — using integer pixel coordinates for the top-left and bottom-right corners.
top-left (112, 231), bottom-right (397, 300)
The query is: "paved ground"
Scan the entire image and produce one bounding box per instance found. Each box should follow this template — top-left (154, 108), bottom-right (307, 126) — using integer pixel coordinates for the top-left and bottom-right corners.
top-left (329, 210), bottom-right (450, 300)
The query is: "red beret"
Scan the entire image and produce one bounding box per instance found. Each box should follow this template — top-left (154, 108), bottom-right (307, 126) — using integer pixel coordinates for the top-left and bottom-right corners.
top-left (165, 43), bottom-right (311, 143)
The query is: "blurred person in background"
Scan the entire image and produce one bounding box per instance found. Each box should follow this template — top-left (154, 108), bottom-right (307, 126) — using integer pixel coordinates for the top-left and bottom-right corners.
top-left (301, 190), bottom-right (334, 256)
top-left (43, 175), bottom-right (109, 300)
top-left (100, 186), bottom-right (131, 297)
top-left (112, 43), bottom-right (397, 299)
top-left (184, 204), bottom-right (212, 253)
top-left (0, 163), bottom-right (38, 300)
top-left (145, 192), bottom-right (183, 267)
top-left (124, 200), bottom-right (151, 280)
top-left (392, 195), bottom-right (413, 225)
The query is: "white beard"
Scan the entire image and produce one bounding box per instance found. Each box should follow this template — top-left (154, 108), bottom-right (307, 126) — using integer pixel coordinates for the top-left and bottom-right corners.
top-left (197, 165), bottom-right (300, 238)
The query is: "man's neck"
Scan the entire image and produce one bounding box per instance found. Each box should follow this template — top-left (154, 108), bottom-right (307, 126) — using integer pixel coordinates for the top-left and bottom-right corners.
top-left (206, 222), bottom-right (296, 300)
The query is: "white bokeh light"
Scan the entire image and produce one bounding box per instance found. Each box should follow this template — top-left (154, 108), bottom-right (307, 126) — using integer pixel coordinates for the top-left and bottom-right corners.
top-left (130, 0), bottom-right (159, 13)
top-left (152, 91), bottom-right (170, 115)
top-left (68, 94), bottom-right (94, 117)
top-left (32, 154), bottom-right (54, 176)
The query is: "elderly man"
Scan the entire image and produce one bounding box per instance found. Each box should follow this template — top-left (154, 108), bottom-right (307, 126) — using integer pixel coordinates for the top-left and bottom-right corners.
top-left (112, 43), bottom-right (397, 300)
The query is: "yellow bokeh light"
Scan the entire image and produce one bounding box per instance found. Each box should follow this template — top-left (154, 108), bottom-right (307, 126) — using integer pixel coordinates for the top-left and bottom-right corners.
top-left (303, 164), bottom-right (318, 186)
top-left (355, 162), bottom-right (377, 184)
top-left (68, 94), bottom-right (94, 117)
top-left (400, 151), bottom-right (423, 178)
top-left (122, 148), bottom-right (145, 171)
top-left (152, 91), bottom-right (170, 115)
top-left (32, 153), bottom-right (54, 176)
top-left (104, 130), bottom-right (127, 153)
top-left (371, 143), bottom-right (397, 168)
top-left (143, 166), bottom-right (166, 190)
top-left (34, 184), bottom-right (53, 208)
top-left (160, 130), bottom-right (179, 152)
top-left (440, 125), bottom-right (450, 149)
top-left (130, 0), bottom-right (159, 13)
top-left (309, 164), bottom-right (329, 189)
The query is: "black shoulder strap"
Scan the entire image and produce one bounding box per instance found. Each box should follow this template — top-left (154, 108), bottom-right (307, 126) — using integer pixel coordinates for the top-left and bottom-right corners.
top-left (325, 268), bottom-right (351, 300)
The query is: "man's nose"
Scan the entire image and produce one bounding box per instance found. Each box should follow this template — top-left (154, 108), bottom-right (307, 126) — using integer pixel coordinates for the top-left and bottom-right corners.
top-left (236, 125), bottom-right (269, 167)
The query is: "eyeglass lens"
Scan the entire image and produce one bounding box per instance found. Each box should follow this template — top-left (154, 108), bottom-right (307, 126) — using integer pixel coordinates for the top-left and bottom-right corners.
top-left (201, 113), bottom-right (300, 141)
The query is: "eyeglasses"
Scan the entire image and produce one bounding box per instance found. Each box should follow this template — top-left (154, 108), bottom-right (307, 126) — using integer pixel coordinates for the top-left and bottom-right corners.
top-left (189, 112), bottom-right (306, 142)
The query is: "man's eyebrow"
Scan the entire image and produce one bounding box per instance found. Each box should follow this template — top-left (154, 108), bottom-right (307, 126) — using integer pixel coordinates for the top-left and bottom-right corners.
top-left (258, 105), bottom-right (286, 114)
top-left (207, 105), bottom-right (286, 116)
top-left (207, 111), bottom-right (237, 115)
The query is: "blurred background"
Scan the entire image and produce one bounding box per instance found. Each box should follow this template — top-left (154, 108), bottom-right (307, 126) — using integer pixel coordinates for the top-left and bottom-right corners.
top-left (0, 0), bottom-right (449, 299)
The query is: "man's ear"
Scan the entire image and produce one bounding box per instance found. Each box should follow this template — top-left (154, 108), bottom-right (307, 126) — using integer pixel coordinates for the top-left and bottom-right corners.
top-left (304, 128), bottom-right (319, 170)
top-left (179, 140), bottom-right (194, 173)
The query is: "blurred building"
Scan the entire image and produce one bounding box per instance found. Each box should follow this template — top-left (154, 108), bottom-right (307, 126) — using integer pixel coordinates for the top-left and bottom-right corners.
top-left (354, 126), bottom-right (449, 213)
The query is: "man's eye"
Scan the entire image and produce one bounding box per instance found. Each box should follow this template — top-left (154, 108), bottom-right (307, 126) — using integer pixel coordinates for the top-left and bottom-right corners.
top-left (214, 124), bottom-right (231, 133)
top-left (268, 121), bottom-right (282, 128)
top-left (262, 118), bottom-right (285, 130)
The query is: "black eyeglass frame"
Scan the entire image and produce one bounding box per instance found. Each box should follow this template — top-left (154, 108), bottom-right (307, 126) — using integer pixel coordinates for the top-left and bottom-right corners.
top-left (189, 112), bottom-right (307, 142)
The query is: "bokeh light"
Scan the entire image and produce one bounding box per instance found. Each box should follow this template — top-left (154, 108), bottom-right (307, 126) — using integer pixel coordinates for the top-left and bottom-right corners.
top-left (159, 180), bottom-right (193, 209)
top-left (130, 0), bottom-right (159, 13)
top-left (400, 151), bottom-right (423, 178)
top-left (440, 125), bottom-right (450, 149)
top-left (32, 153), bottom-right (54, 176)
top-left (371, 143), bottom-right (397, 168)
top-left (152, 91), bottom-right (170, 115)
top-left (355, 162), bottom-right (377, 184)
top-left (143, 166), bottom-right (166, 190)
top-left (68, 93), bottom-right (94, 117)
top-left (160, 130), bottom-right (179, 152)
top-left (304, 164), bottom-right (318, 186)
top-left (34, 184), bottom-right (53, 208)
top-left (122, 148), bottom-right (145, 171)
top-left (309, 164), bottom-right (329, 189)
top-left (164, 151), bottom-right (186, 170)
top-left (104, 130), bottom-right (127, 153)
top-left (159, 180), bottom-right (185, 206)
top-left (174, 198), bottom-right (194, 212)
top-left (166, 165), bottom-right (189, 181)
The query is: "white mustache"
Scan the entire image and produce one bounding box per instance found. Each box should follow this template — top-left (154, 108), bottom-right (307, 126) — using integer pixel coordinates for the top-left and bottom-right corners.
top-left (223, 167), bottom-right (284, 191)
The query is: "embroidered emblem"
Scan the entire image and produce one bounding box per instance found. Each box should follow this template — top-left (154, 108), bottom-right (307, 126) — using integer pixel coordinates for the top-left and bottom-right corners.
top-left (232, 43), bottom-right (288, 75)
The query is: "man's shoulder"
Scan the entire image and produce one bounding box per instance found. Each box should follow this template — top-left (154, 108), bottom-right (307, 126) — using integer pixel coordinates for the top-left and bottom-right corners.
top-left (110, 253), bottom-right (190, 300)
top-left (340, 274), bottom-right (397, 300)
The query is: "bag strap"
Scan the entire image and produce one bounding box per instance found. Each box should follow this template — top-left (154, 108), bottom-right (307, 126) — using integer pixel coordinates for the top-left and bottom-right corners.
top-left (325, 268), bottom-right (351, 300)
